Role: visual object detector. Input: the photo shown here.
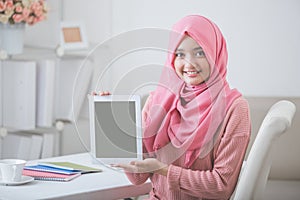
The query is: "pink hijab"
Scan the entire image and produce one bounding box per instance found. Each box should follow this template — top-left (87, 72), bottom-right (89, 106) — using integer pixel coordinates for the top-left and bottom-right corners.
top-left (143, 15), bottom-right (241, 167)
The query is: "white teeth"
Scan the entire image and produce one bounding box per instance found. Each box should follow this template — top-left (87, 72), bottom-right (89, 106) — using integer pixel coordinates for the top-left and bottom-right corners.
top-left (185, 71), bottom-right (199, 74)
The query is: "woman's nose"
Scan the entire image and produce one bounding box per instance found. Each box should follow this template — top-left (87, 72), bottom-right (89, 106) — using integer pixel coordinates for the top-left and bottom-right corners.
top-left (184, 55), bottom-right (196, 67)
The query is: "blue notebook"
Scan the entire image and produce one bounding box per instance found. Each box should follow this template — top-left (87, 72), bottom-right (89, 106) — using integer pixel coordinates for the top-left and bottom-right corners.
top-left (39, 162), bottom-right (102, 174)
top-left (24, 164), bottom-right (81, 175)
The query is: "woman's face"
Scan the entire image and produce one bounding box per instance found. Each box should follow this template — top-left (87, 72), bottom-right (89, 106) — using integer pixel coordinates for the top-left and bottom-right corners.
top-left (174, 36), bottom-right (211, 86)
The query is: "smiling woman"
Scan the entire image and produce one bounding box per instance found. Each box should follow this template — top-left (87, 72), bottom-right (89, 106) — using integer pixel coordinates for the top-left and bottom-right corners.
top-left (111, 15), bottom-right (251, 200)
top-left (174, 36), bottom-right (211, 86)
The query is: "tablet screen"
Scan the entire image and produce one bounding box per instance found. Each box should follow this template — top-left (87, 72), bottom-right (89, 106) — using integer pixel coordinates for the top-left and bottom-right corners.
top-left (95, 101), bottom-right (137, 158)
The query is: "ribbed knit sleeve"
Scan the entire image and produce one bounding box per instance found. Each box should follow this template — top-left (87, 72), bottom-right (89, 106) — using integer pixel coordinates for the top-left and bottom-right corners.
top-left (125, 171), bottom-right (151, 185)
top-left (166, 98), bottom-right (251, 199)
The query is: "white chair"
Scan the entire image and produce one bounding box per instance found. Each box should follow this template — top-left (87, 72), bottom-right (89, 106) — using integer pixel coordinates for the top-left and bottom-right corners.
top-left (232, 100), bottom-right (296, 200)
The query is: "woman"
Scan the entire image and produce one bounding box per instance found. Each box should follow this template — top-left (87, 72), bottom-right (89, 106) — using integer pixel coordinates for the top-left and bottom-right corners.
top-left (103, 15), bottom-right (251, 200)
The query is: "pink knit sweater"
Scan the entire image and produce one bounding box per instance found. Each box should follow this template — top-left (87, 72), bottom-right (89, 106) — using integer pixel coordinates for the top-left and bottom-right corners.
top-left (126, 96), bottom-right (251, 200)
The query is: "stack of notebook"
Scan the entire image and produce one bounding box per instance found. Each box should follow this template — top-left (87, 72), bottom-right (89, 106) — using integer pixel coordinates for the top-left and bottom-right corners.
top-left (23, 162), bottom-right (102, 182)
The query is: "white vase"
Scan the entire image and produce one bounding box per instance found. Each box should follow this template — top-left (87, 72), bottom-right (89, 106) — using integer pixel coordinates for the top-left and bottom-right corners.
top-left (0, 23), bottom-right (25, 55)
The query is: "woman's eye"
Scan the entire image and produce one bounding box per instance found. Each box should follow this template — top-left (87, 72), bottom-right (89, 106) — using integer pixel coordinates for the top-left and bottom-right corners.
top-left (175, 52), bottom-right (184, 58)
top-left (195, 51), bottom-right (205, 57)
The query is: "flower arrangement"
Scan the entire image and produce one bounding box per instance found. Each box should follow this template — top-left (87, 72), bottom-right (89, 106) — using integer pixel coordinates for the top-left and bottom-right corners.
top-left (0, 0), bottom-right (47, 25)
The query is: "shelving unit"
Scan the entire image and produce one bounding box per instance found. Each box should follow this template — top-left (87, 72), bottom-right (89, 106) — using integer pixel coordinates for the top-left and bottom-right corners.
top-left (0, 45), bottom-right (95, 159)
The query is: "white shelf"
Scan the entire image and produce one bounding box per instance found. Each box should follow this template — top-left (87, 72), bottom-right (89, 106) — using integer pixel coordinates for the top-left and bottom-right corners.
top-left (0, 45), bottom-right (95, 159)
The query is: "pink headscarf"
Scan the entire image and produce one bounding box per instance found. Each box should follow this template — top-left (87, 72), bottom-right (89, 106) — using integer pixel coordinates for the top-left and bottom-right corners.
top-left (143, 15), bottom-right (241, 167)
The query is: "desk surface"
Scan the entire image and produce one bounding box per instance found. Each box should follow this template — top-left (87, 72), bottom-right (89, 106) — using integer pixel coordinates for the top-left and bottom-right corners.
top-left (0, 153), bottom-right (151, 200)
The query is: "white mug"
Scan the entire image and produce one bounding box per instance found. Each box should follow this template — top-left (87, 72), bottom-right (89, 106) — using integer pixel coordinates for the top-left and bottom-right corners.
top-left (0, 159), bottom-right (26, 182)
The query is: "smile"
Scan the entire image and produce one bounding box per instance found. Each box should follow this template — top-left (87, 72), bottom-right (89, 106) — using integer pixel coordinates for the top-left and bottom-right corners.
top-left (184, 70), bottom-right (201, 75)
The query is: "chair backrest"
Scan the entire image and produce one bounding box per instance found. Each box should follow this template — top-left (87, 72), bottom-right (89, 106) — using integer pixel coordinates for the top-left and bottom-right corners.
top-left (232, 100), bottom-right (296, 200)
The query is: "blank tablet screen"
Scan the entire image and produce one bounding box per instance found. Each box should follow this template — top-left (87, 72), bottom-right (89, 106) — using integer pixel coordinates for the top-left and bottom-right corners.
top-left (94, 101), bottom-right (137, 158)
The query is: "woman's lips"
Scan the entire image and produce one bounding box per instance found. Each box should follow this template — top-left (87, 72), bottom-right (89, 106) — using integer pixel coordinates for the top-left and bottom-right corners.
top-left (184, 70), bottom-right (201, 77)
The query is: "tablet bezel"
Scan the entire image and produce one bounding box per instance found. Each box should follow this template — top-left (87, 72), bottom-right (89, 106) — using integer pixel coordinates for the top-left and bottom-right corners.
top-left (88, 95), bottom-right (143, 165)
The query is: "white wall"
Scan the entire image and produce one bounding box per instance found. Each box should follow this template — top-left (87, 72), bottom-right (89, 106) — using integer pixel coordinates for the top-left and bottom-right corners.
top-left (62, 0), bottom-right (112, 44)
top-left (109, 0), bottom-right (300, 97)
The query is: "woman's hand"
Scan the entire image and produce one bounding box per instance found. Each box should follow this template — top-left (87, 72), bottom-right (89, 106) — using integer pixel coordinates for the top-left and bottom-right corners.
top-left (91, 91), bottom-right (111, 96)
top-left (112, 158), bottom-right (169, 176)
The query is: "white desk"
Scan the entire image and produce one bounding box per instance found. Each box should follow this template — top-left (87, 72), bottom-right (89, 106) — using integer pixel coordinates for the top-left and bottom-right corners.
top-left (0, 153), bottom-right (151, 200)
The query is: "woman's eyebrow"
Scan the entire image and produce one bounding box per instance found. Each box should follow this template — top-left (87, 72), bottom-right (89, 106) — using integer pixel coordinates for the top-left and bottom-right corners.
top-left (193, 47), bottom-right (203, 51)
top-left (175, 48), bottom-right (184, 52)
top-left (175, 47), bottom-right (203, 52)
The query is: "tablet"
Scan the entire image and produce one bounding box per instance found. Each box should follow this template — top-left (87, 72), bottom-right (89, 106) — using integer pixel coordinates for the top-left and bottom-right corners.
top-left (88, 95), bottom-right (143, 165)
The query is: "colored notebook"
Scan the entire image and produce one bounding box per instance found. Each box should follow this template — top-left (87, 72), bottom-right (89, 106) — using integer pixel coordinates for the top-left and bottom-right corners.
top-left (24, 164), bottom-right (80, 175)
top-left (24, 162), bottom-right (102, 175)
top-left (22, 169), bottom-right (81, 182)
top-left (38, 162), bottom-right (102, 174)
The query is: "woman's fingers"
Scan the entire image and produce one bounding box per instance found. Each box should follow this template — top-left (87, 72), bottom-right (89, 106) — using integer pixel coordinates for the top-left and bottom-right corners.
top-left (111, 163), bottom-right (138, 173)
top-left (102, 91), bottom-right (111, 96)
top-left (111, 159), bottom-right (166, 174)
top-left (91, 91), bottom-right (111, 96)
